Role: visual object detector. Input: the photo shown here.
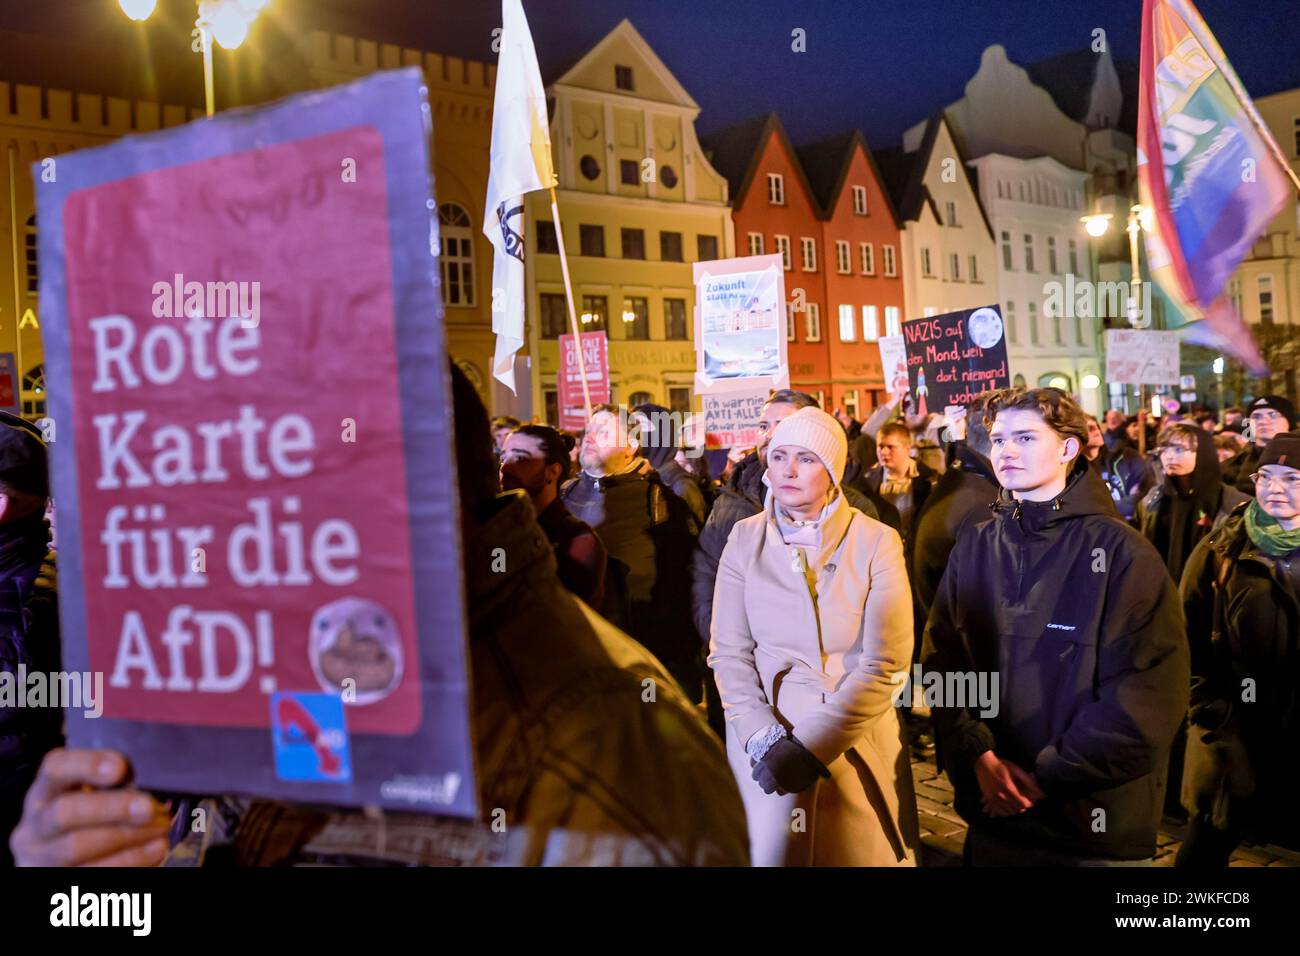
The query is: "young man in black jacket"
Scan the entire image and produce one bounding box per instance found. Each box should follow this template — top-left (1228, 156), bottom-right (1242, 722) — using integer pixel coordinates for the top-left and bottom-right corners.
top-left (922, 387), bottom-right (1189, 865)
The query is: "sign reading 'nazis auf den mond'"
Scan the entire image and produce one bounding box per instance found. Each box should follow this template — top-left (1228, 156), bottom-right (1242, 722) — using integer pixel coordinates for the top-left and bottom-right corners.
top-left (36, 69), bottom-right (477, 816)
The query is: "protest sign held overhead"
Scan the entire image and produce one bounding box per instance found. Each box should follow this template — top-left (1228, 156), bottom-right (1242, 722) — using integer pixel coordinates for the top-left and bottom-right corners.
top-left (902, 305), bottom-right (1009, 417)
top-left (1105, 329), bottom-right (1181, 385)
top-left (36, 68), bottom-right (477, 816)
top-left (701, 388), bottom-right (769, 451)
top-left (693, 254), bottom-right (789, 394)
top-left (557, 331), bottom-right (609, 431)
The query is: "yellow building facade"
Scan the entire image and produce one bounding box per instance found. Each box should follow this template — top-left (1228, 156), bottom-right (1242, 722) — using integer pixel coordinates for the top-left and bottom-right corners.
top-left (0, 82), bottom-right (202, 419)
top-left (525, 20), bottom-right (734, 421)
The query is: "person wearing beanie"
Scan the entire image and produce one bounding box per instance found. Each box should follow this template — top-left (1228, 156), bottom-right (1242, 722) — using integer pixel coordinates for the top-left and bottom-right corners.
top-left (708, 406), bottom-right (920, 865)
top-left (1178, 430), bottom-right (1300, 866)
top-left (0, 412), bottom-right (60, 866)
top-left (1222, 394), bottom-right (1296, 495)
top-left (922, 387), bottom-right (1188, 865)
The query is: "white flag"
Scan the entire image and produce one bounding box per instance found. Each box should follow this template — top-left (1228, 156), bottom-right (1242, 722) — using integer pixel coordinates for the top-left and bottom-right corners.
top-left (483, 0), bottom-right (556, 394)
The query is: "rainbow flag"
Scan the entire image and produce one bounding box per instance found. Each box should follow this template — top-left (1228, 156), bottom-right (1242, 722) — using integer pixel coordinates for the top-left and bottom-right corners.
top-left (1137, 0), bottom-right (1294, 375)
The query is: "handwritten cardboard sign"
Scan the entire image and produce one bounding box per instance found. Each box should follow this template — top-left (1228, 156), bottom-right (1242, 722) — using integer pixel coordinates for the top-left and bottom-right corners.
top-left (1105, 329), bottom-right (1180, 385)
top-left (702, 386), bottom-right (769, 450)
top-left (903, 305), bottom-right (1009, 416)
top-left (36, 69), bottom-right (477, 815)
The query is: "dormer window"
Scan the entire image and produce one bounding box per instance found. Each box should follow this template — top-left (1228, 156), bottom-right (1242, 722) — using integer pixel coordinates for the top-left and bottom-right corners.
top-left (615, 65), bottom-right (634, 91)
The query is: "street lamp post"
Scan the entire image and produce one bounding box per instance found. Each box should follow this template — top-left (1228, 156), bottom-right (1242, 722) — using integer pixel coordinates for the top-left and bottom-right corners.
top-left (118, 0), bottom-right (271, 117)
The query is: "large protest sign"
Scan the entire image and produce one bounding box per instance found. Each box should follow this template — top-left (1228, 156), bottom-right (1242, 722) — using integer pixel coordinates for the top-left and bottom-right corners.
top-left (693, 254), bottom-right (788, 448)
top-left (36, 69), bottom-right (477, 816)
top-left (902, 305), bottom-right (1009, 417)
top-left (557, 331), bottom-right (609, 430)
top-left (1105, 329), bottom-right (1180, 385)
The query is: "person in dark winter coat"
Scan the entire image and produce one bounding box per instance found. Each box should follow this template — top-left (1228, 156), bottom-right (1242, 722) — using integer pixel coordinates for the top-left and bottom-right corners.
top-left (1176, 431), bottom-right (1300, 866)
top-left (1221, 394), bottom-right (1295, 496)
top-left (847, 422), bottom-right (934, 543)
top-left (909, 398), bottom-right (999, 633)
top-left (832, 408), bottom-right (879, 486)
top-left (500, 424), bottom-right (607, 609)
top-left (1137, 422), bottom-right (1249, 583)
top-left (1083, 415), bottom-right (1155, 524)
top-left (922, 387), bottom-right (1189, 865)
top-left (563, 405), bottom-right (702, 701)
top-left (633, 404), bottom-right (707, 531)
top-left (0, 414), bottom-right (60, 866)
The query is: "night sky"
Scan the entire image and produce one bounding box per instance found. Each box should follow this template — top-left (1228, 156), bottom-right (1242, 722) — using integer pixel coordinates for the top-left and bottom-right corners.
top-left (2, 0), bottom-right (1298, 148)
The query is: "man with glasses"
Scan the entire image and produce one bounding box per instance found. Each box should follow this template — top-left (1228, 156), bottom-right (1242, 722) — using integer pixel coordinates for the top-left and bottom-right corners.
top-left (1222, 395), bottom-right (1295, 495)
top-left (1178, 431), bottom-right (1300, 866)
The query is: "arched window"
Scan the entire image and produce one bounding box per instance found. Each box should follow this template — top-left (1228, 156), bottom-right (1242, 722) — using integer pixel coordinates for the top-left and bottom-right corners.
top-left (1039, 372), bottom-right (1072, 392)
top-left (628, 390), bottom-right (653, 408)
top-left (22, 363), bottom-right (45, 417)
top-left (438, 203), bottom-right (475, 308)
top-left (24, 215), bottom-right (38, 294)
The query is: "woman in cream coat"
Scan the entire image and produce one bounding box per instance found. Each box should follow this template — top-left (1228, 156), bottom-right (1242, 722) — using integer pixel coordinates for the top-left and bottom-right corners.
top-left (708, 406), bottom-right (920, 866)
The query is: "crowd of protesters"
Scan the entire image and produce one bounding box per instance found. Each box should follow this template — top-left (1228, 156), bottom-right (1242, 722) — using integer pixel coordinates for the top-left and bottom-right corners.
top-left (3, 375), bottom-right (1299, 868)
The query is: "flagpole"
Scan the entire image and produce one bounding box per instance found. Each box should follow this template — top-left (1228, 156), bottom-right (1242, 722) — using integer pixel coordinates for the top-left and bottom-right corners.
top-left (1180, 6), bottom-right (1300, 195)
top-left (549, 187), bottom-right (593, 418)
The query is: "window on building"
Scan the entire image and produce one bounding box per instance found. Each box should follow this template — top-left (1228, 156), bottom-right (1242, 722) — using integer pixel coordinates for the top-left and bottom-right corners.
top-left (620, 160), bottom-right (640, 186)
top-left (806, 303), bottom-right (822, 341)
top-left (668, 387), bottom-right (691, 415)
top-left (615, 65), bottom-right (635, 91)
top-left (776, 235), bottom-right (792, 270)
top-left (921, 247), bottom-right (933, 277)
top-left (541, 292), bottom-right (569, 339)
top-left (1259, 275), bottom-right (1275, 324)
top-left (945, 200), bottom-right (957, 226)
top-left (969, 254), bottom-right (979, 282)
top-left (24, 215), bottom-right (38, 294)
top-left (581, 294), bottom-right (608, 332)
top-left (843, 388), bottom-right (860, 420)
top-left (580, 224), bottom-right (605, 257)
top-left (949, 253), bottom-right (960, 280)
top-left (852, 185), bottom-right (868, 215)
top-left (1047, 236), bottom-right (1058, 274)
top-left (1068, 239), bottom-right (1079, 276)
top-left (1019, 182), bottom-right (1026, 201)
top-left (767, 173), bottom-right (785, 205)
top-left (1294, 116), bottom-right (1300, 156)
top-left (664, 298), bottom-right (688, 339)
top-left (1005, 301), bottom-right (1017, 345)
top-left (836, 241), bottom-right (851, 274)
top-left (1229, 278), bottom-right (1242, 316)
top-left (1053, 312), bottom-right (1063, 345)
top-left (697, 234), bottom-right (719, 261)
top-left (660, 231), bottom-right (684, 262)
top-left (543, 389), bottom-right (559, 427)
top-left (997, 181), bottom-right (1004, 199)
top-left (1023, 233), bottom-right (1036, 272)
top-left (536, 220), bottom-right (559, 254)
top-left (883, 245), bottom-right (896, 276)
top-left (860, 242), bottom-right (874, 275)
top-left (1028, 300), bottom-right (1039, 345)
top-left (862, 305), bottom-right (879, 341)
top-left (621, 227), bottom-right (645, 259)
top-left (884, 306), bottom-right (901, 337)
top-left (839, 304), bottom-right (856, 342)
top-left (22, 364), bottom-right (45, 418)
top-left (438, 204), bottom-right (475, 307)
top-left (1075, 313), bottom-right (1088, 347)
top-left (786, 302), bottom-right (797, 342)
top-left (747, 232), bottom-right (764, 256)
top-left (801, 237), bottom-right (817, 272)
top-left (1001, 231), bottom-right (1013, 271)
top-left (628, 390), bottom-right (653, 407)
top-left (623, 296), bottom-right (649, 340)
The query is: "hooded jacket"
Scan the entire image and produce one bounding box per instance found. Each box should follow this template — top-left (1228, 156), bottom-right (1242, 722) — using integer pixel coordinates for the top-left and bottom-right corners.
top-left (909, 441), bottom-right (998, 630)
top-left (1088, 445), bottom-right (1155, 523)
top-left (1179, 502), bottom-right (1300, 846)
top-left (691, 452), bottom-right (884, 643)
top-left (1136, 429), bottom-right (1249, 584)
top-left (921, 461), bottom-right (1190, 860)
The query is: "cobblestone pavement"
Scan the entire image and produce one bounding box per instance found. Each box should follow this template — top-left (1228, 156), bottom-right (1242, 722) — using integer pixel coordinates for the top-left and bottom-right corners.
top-left (910, 749), bottom-right (1300, 868)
